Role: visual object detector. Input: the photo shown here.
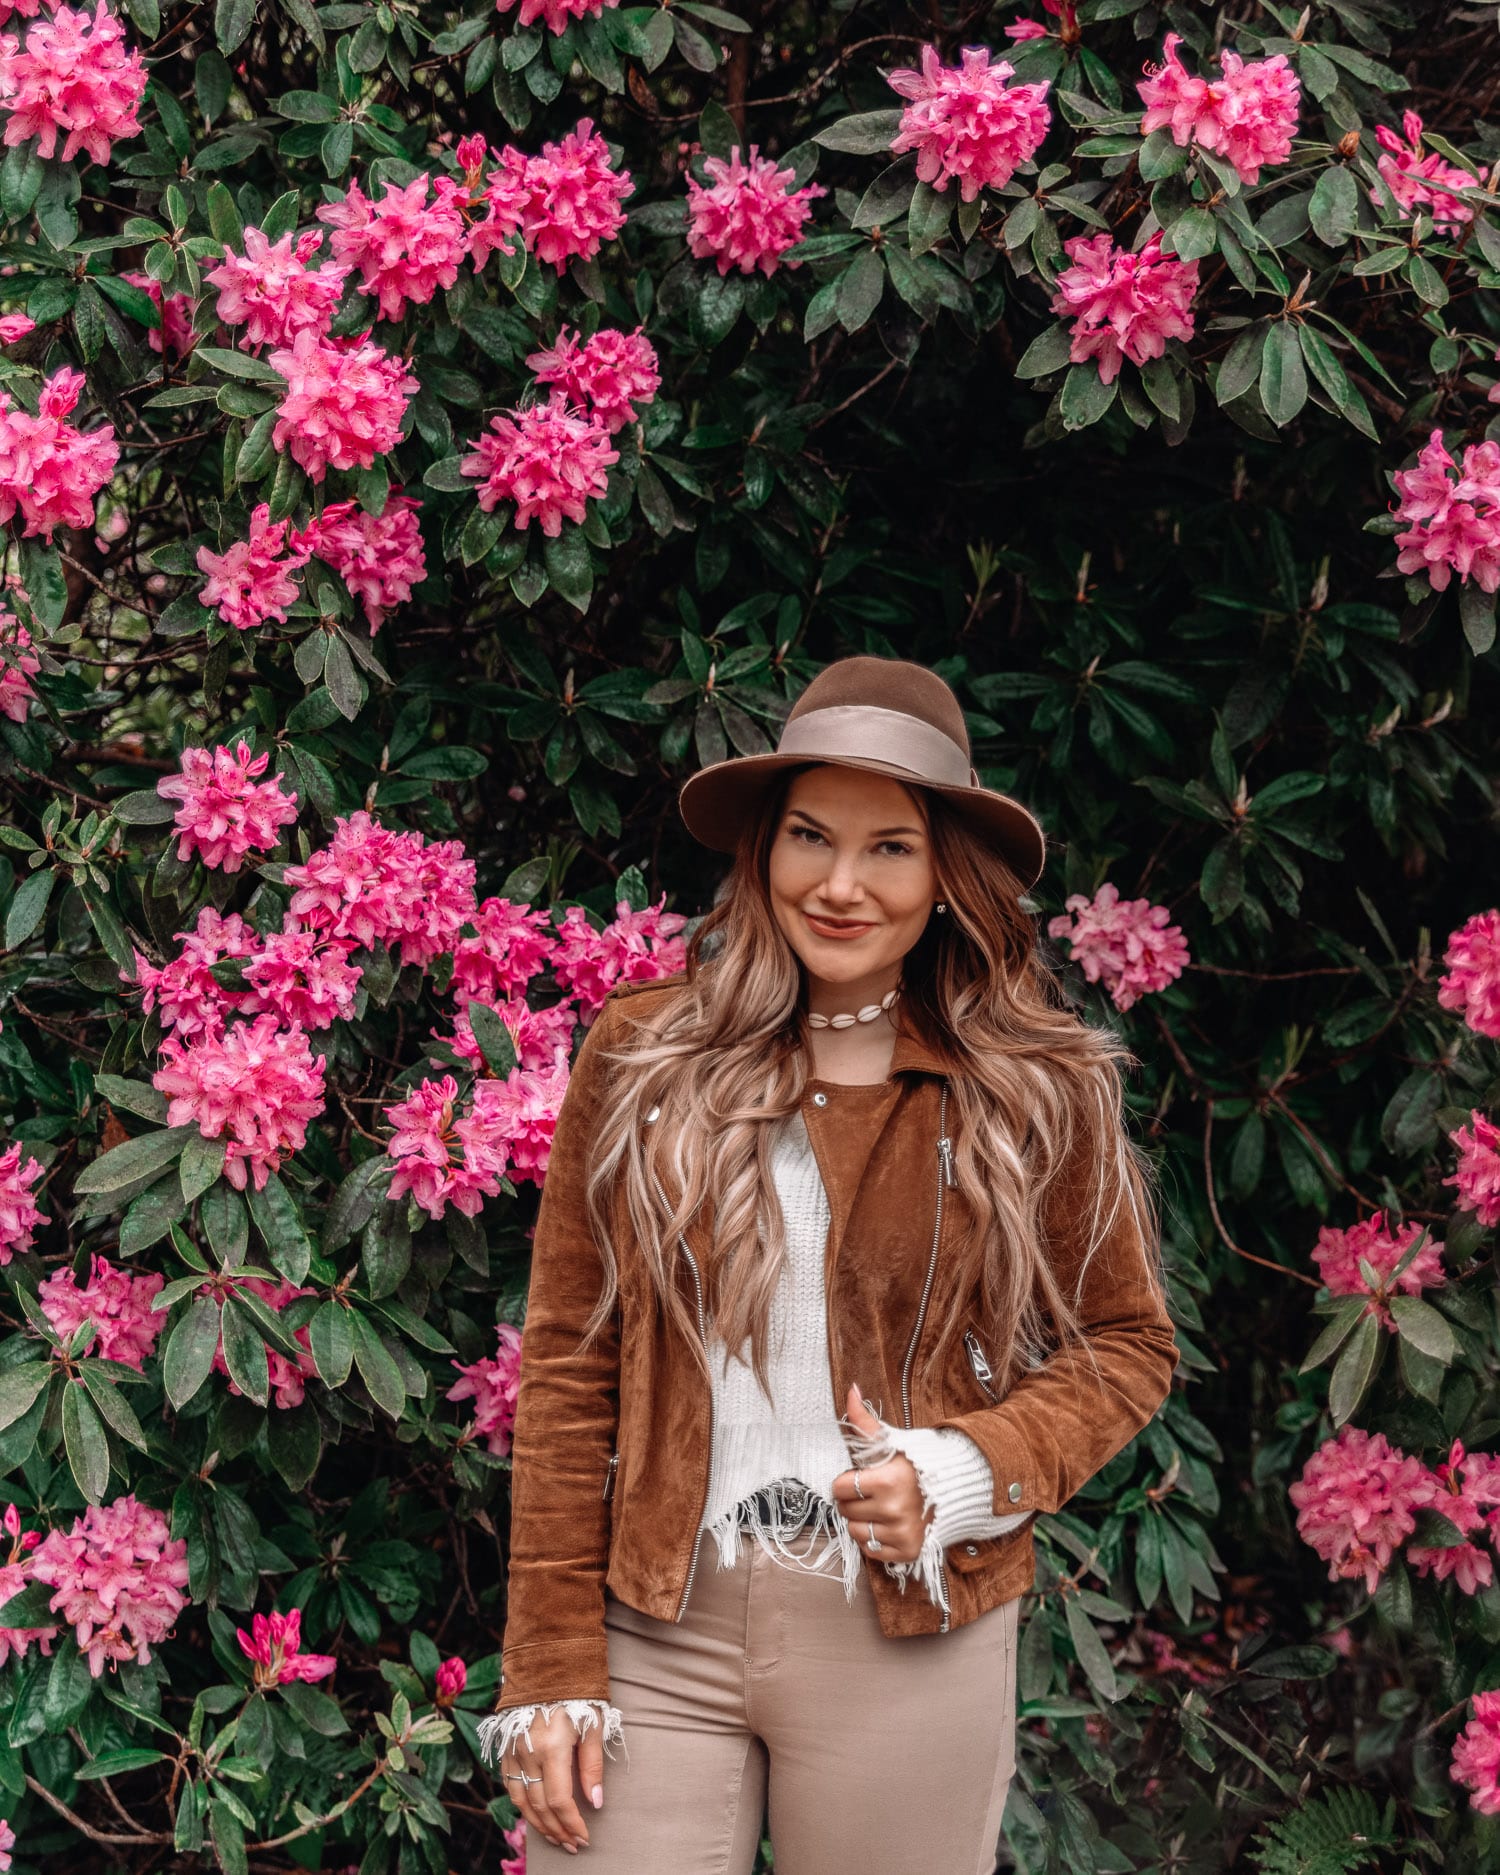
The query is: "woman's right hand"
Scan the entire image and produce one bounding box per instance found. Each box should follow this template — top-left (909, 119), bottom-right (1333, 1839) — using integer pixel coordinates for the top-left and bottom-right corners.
top-left (502, 1709), bottom-right (605, 1855)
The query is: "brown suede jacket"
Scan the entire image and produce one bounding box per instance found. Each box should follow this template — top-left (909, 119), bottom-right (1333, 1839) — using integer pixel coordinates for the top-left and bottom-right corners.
top-left (496, 970), bottom-right (1180, 1714)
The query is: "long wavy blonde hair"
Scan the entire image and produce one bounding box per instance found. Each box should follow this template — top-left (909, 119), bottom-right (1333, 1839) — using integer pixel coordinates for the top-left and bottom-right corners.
top-left (574, 763), bottom-right (1166, 1406)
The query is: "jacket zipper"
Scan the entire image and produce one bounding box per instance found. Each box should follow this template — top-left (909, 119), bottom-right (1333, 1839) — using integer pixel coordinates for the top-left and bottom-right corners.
top-left (602, 1452), bottom-right (620, 1501)
top-left (898, 1080), bottom-right (953, 1633)
top-left (675, 1232), bottom-right (709, 1620)
top-left (964, 1330), bottom-right (998, 1401)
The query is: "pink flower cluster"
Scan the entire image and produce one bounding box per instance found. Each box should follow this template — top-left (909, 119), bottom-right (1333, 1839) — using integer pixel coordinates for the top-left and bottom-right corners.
top-left (464, 119), bottom-right (633, 276)
top-left (495, 0), bottom-right (615, 34)
top-left (0, 0), bottom-right (146, 166)
top-left (0, 1501), bottom-right (56, 1669)
top-left (384, 1072), bottom-right (570, 1215)
top-left (550, 896), bottom-right (689, 1018)
top-left (38, 1253), bottom-right (163, 1367)
top-left (291, 492), bottom-right (427, 632)
top-left (316, 173), bottom-right (468, 324)
top-left (449, 896), bottom-right (559, 1008)
top-left (153, 1012), bottom-right (327, 1192)
top-left (1046, 881), bottom-right (1189, 1011)
top-left (196, 500), bottom-right (310, 632)
top-left (685, 146), bottom-right (825, 277)
top-left (1292, 1428), bottom-right (1500, 1599)
top-left (0, 313), bottom-right (33, 343)
top-left (30, 1493), bottom-right (189, 1676)
top-left (1289, 1425), bottom-right (1436, 1594)
top-left (283, 809), bottom-right (477, 969)
top-left (526, 325), bottom-right (661, 435)
top-left (156, 740), bottom-right (299, 873)
top-left (206, 227), bottom-right (351, 351)
top-left (131, 907), bottom-right (259, 1042)
top-left (446, 1321), bottom-right (523, 1456)
top-left (886, 43), bottom-right (1052, 200)
top-left (1137, 31), bottom-right (1300, 185)
top-left (209, 1275), bottom-right (319, 1408)
top-left (0, 608), bottom-right (38, 723)
top-left (0, 1141), bottom-right (44, 1261)
top-left (1311, 1211), bottom-right (1444, 1329)
top-left (1452, 1690), bottom-right (1500, 1815)
top-left (1049, 232), bottom-right (1199, 385)
top-left (462, 394), bottom-right (619, 536)
top-left (236, 1606), bottom-right (335, 1685)
top-left (1439, 909), bottom-right (1500, 1040)
top-left (1445, 1110), bottom-right (1500, 1228)
top-left (1393, 431), bottom-right (1500, 595)
top-left (0, 367), bottom-right (119, 541)
top-left (267, 328), bottom-right (420, 483)
top-left (1373, 110), bottom-right (1487, 235)
top-left (444, 997), bottom-right (575, 1079)
top-left (243, 925), bottom-right (361, 1031)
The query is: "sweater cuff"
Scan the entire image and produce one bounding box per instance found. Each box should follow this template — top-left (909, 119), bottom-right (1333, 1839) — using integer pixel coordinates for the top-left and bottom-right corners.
top-left (843, 1414), bottom-right (1031, 1618)
top-left (476, 1699), bottom-right (626, 1770)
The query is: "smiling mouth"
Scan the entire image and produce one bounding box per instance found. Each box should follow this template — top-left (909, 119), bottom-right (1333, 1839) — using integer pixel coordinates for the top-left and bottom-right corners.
top-left (806, 913), bottom-right (875, 931)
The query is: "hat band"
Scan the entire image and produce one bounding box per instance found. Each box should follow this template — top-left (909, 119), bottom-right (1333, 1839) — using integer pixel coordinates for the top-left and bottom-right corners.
top-left (776, 705), bottom-right (974, 788)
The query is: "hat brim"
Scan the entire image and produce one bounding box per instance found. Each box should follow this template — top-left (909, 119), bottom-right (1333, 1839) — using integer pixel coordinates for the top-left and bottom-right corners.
top-left (677, 752), bottom-right (1047, 889)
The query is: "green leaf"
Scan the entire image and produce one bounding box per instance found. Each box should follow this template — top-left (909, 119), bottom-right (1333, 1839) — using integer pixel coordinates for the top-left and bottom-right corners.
top-left (196, 344), bottom-right (286, 386)
top-left (1389, 1295), bottom-right (1457, 1365)
top-left (1260, 321), bottom-right (1307, 427)
top-left (0, 1366), bottom-right (51, 1435)
top-left (1308, 165), bottom-right (1358, 245)
top-left (1064, 1595), bottom-right (1119, 1702)
top-left (181, 1132), bottom-right (228, 1206)
top-left (267, 1398), bottom-right (321, 1489)
top-left (309, 1301), bottom-right (353, 1388)
top-left (245, 1173), bottom-right (312, 1285)
top-left (4, 867), bottom-right (55, 949)
top-left (1015, 323), bottom-right (1075, 380)
top-left (1328, 1313), bottom-right (1381, 1427)
top-left (93, 1075), bottom-right (169, 1124)
top-left (810, 109), bottom-right (902, 154)
top-left (75, 1125), bottom-right (196, 1196)
top-left (1059, 363), bottom-right (1117, 431)
top-left (277, 1678), bottom-right (348, 1735)
top-left (79, 1364), bottom-right (149, 1452)
top-left (76, 1747), bottom-right (169, 1781)
top-left (163, 1296), bottom-right (221, 1410)
top-left (273, 88), bottom-right (338, 122)
top-left (835, 248), bottom-right (884, 333)
top-left (62, 1381), bottom-right (111, 1504)
top-left (907, 181), bottom-right (951, 258)
top-left (220, 1299), bottom-right (269, 1407)
top-left (1299, 1295), bottom-right (1369, 1374)
top-left (43, 1642), bottom-right (94, 1730)
top-left (350, 1311), bottom-right (405, 1420)
top-left (111, 788), bottom-right (177, 825)
top-left (541, 526), bottom-right (593, 613)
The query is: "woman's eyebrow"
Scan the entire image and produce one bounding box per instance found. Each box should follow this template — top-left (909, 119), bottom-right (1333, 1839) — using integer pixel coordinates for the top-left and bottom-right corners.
top-left (787, 812), bottom-right (925, 838)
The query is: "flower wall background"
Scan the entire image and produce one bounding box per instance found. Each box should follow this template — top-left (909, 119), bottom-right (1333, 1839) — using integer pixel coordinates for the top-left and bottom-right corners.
top-left (0, 0), bottom-right (1495, 1869)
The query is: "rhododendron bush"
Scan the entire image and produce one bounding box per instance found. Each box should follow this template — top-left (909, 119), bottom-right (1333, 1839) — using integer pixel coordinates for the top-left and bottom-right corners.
top-left (0, 0), bottom-right (1494, 1866)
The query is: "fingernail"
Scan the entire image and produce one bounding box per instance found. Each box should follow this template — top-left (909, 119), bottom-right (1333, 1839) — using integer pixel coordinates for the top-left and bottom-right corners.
top-left (591, 1784), bottom-right (603, 1808)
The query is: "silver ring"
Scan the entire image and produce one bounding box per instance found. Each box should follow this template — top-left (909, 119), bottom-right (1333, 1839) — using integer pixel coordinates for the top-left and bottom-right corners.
top-left (503, 1769), bottom-right (537, 1787)
top-left (853, 1469), bottom-right (866, 1499)
top-left (866, 1523), bottom-right (882, 1551)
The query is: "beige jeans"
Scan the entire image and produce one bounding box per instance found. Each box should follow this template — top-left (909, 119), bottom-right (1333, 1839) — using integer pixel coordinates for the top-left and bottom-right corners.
top-left (526, 1535), bottom-right (1020, 1874)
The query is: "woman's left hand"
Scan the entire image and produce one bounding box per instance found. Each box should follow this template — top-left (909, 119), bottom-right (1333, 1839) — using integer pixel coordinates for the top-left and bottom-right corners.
top-left (830, 1384), bottom-right (931, 1565)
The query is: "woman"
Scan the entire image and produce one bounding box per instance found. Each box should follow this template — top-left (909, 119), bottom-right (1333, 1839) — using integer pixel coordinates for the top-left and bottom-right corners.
top-left (478, 656), bottom-right (1179, 1871)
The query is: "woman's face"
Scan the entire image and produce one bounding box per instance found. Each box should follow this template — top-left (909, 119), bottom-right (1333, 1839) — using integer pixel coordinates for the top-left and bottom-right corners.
top-left (767, 766), bottom-right (938, 997)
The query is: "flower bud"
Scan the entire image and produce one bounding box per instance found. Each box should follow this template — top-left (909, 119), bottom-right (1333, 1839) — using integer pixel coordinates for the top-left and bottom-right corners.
top-left (435, 1656), bottom-right (467, 1704)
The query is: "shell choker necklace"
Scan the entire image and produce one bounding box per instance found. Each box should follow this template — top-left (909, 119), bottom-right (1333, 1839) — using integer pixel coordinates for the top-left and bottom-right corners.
top-left (806, 985), bottom-right (901, 1030)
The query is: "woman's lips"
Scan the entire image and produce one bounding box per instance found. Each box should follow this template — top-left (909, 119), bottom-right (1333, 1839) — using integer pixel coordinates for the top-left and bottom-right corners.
top-left (805, 913), bottom-right (875, 939)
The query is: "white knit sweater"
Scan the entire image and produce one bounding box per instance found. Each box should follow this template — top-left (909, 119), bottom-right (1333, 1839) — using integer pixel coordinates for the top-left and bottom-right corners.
top-left (480, 1106), bottom-right (1030, 1768)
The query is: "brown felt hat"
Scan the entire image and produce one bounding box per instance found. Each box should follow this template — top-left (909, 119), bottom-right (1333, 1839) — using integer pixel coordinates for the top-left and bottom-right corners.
top-left (677, 656), bottom-right (1048, 889)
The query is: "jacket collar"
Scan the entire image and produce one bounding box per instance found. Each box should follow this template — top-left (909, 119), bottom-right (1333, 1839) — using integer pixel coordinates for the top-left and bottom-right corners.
top-left (888, 1016), bottom-right (949, 1078)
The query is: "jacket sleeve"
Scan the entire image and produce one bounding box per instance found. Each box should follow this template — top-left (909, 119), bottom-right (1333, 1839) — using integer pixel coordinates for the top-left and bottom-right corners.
top-left (494, 997), bottom-right (626, 1715)
top-left (932, 1101), bottom-right (1180, 1520)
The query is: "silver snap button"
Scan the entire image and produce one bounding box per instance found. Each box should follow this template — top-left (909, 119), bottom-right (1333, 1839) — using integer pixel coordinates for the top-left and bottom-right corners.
top-left (1007, 1482), bottom-right (1022, 1503)
top-left (812, 1091), bottom-right (828, 1107)
top-left (964, 1543), bottom-right (979, 1557)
